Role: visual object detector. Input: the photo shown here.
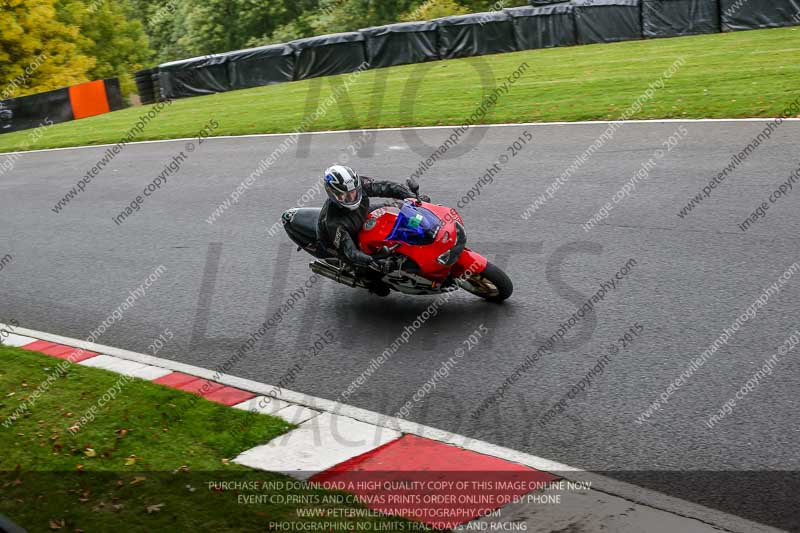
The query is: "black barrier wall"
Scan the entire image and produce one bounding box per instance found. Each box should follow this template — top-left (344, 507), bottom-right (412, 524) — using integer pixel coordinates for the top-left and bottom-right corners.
top-left (642, 0), bottom-right (720, 38)
top-left (104, 78), bottom-right (124, 111)
top-left (719, 0), bottom-right (800, 31)
top-left (159, 55), bottom-right (231, 99)
top-left (226, 44), bottom-right (295, 90)
top-left (0, 88), bottom-right (72, 133)
top-left (573, 0), bottom-right (643, 44)
top-left (148, 0), bottom-right (800, 101)
top-left (135, 68), bottom-right (157, 105)
top-left (505, 4), bottom-right (577, 49)
top-left (0, 79), bottom-right (123, 134)
top-left (435, 12), bottom-right (518, 59)
top-left (291, 32), bottom-right (367, 81)
top-left (151, 69), bottom-right (163, 102)
top-left (361, 21), bottom-right (439, 68)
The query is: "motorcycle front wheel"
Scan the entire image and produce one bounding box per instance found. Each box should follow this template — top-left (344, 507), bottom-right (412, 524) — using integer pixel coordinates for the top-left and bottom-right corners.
top-left (457, 262), bottom-right (513, 303)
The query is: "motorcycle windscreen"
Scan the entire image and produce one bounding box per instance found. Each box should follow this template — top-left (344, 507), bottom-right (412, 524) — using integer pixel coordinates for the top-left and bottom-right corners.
top-left (387, 203), bottom-right (442, 245)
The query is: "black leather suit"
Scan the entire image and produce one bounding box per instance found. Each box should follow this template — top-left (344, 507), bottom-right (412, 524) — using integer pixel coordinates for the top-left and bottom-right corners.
top-left (318, 177), bottom-right (413, 268)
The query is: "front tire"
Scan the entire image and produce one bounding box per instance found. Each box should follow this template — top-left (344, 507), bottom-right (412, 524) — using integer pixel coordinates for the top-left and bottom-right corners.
top-left (457, 262), bottom-right (513, 302)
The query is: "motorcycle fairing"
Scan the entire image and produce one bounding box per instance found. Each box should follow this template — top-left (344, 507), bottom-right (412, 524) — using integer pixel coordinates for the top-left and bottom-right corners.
top-left (451, 249), bottom-right (489, 278)
top-left (360, 200), bottom-right (462, 281)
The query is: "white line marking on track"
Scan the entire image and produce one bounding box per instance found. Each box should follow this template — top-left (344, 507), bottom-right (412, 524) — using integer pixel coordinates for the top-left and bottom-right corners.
top-left (1, 117), bottom-right (798, 157)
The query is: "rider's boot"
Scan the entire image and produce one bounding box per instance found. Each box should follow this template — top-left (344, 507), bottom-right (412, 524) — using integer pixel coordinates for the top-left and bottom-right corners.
top-left (367, 282), bottom-right (391, 297)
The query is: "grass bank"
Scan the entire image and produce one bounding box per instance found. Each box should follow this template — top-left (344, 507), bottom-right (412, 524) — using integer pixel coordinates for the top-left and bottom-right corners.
top-left (0, 26), bottom-right (798, 153)
top-left (0, 346), bottom-right (421, 532)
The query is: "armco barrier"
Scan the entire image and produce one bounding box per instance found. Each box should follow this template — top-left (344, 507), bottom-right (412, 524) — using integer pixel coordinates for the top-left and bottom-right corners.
top-left (0, 79), bottom-right (123, 135)
top-left (150, 0), bottom-right (800, 101)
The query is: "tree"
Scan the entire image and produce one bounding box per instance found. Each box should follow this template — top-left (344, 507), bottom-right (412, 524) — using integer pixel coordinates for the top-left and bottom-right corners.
top-left (246, 14), bottom-right (318, 48)
top-left (125, 0), bottom-right (195, 64)
top-left (237, 0), bottom-right (319, 46)
top-left (55, 0), bottom-right (153, 96)
top-left (401, 0), bottom-right (470, 21)
top-left (310, 0), bottom-right (419, 33)
top-left (0, 0), bottom-right (95, 97)
top-left (175, 0), bottom-right (320, 57)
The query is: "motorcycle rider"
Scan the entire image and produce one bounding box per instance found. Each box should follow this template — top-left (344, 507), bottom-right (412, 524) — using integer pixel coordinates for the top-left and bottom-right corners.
top-left (318, 165), bottom-right (425, 289)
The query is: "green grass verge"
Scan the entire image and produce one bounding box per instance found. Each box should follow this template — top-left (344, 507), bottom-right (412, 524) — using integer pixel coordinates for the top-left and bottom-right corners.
top-left (0, 346), bottom-right (423, 532)
top-left (1, 26), bottom-right (799, 154)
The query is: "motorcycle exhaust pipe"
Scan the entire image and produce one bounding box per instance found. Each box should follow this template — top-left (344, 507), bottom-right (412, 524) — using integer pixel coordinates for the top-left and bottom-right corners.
top-left (310, 261), bottom-right (364, 288)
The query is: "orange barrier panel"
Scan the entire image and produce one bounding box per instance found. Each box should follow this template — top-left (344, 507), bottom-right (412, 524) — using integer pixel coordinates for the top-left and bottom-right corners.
top-left (68, 80), bottom-right (110, 119)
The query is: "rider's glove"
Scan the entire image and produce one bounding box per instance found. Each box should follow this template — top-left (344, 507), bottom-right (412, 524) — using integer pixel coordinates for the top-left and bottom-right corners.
top-left (419, 194), bottom-right (431, 202)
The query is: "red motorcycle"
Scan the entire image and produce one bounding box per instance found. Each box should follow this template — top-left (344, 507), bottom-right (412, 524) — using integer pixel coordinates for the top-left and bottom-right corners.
top-left (282, 180), bottom-right (512, 302)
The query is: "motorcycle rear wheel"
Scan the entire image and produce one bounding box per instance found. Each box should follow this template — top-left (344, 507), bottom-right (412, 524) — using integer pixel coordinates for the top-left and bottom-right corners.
top-left (457, 262), bottom-right (513, 302)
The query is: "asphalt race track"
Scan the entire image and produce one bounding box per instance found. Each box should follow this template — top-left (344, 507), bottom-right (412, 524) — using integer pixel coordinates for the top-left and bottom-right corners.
top-left (2, 121), bottom-right (799, 531)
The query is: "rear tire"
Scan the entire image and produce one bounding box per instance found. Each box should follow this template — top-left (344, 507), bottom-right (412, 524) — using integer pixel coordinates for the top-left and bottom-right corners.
top-left (458, 262), bottom-right (513, 302)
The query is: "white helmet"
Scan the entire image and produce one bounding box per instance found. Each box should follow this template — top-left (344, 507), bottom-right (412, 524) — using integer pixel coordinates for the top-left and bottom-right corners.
top-left (324, 165), bottom-right (362, 210)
